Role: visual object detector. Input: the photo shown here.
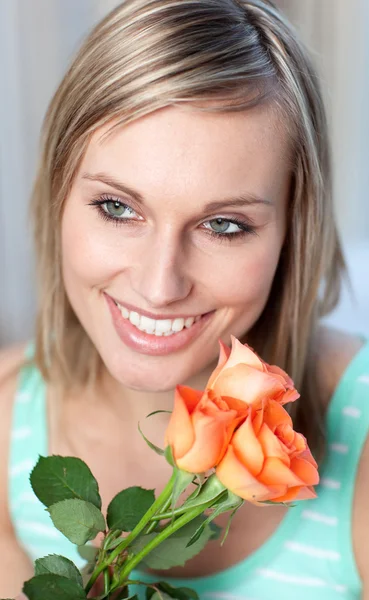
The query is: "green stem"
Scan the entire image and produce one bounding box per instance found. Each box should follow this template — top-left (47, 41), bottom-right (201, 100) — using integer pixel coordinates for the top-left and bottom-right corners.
top-left (104, 569), bottom-right (110, 596)
top-left (150, 491), bottom-right (228, 522)
top-left (110, 498), bottom-right (216, 593)
top-left (145, 494), bottom-right (173, 534)
top-left (85, 470), bottom-right (177, 594)
top-left (149, 506), bottom-right (187, 521)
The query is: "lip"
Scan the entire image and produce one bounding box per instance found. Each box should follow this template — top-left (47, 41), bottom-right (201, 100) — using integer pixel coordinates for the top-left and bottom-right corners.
top-left (104, 293), bottom-right (215, 356)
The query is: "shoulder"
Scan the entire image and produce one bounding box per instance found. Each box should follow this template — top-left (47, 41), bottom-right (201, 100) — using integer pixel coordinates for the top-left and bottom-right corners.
top-left (0, 343), bottom-right (28, 407)
top-left (316, 327), bottom-right (369, 588)
top-left (353, 432), bottom-right (369, 590)
top-left (0, 344), bottom-right (27, 528)
top-left (314, 324), bottom-right (365, 409)
top-left (314, 328), bottom-right (369, 587)
top-left (0, 343), bottom-right (28, 378)
top-left (0, 342), bottom-right (28, 401)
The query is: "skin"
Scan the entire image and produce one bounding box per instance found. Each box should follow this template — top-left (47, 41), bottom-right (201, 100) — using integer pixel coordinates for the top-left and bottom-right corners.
top-left (61, 104), bottom-right (289, 403)
top-left (0, 105), bottom-right (368, 598)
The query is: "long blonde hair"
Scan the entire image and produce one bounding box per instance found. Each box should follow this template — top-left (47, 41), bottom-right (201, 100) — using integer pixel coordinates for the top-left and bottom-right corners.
top-left (32, 0), bottom-right (345, 455)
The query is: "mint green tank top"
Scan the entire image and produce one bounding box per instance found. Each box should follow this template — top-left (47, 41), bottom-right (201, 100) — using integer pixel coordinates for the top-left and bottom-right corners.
top-left (9, 342), bottom-right (369, 599)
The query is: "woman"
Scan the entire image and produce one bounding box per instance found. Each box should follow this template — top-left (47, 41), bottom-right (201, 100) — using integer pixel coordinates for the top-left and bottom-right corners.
top-left (0, 0), bottom-right (368, 598)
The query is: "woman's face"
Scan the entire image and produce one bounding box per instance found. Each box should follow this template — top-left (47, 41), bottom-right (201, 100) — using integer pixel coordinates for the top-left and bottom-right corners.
top-left (61, 105), bottom-right (290, 391)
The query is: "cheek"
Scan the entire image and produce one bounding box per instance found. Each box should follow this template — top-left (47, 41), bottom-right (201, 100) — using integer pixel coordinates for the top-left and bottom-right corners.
top-left (61, 199), bottom-right (132, 290)
top-left (199, 236), bottom-right (282, 309)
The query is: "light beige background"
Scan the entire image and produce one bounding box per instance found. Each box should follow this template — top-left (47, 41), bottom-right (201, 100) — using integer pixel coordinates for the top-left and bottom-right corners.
top-left (1, 0), bottom-right (368, 346)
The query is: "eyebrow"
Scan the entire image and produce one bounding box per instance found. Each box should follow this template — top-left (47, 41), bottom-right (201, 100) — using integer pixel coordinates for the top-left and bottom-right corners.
top-left (82, 172), bottom-right (273, 211)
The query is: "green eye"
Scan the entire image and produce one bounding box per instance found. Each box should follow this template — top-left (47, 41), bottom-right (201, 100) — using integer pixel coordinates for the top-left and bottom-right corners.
top-left (208, 218), bottom-right (231, 233)
top-left (105, 200), bottom-right (129, 218)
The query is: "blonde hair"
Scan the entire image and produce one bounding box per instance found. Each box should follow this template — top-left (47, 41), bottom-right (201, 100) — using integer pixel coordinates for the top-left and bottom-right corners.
top-left (32, 0), bottom-right (345, 455)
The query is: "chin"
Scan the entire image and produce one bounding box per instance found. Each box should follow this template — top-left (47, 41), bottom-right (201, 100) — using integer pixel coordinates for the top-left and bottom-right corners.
top-left (99, 346), bottom-right (193, 393)
top-left (108, 367), bottom-right (186, 394)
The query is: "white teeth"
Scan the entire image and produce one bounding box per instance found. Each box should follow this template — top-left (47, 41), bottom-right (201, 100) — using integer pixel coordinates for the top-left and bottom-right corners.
top-left (120, 305), bottom-right (129, 319)
top-left (129, 311), bottom-right (140, 326)
top-left (155, 319), bottom-right (172, 335)
top-left (140, 315), bottom-right (156, 334)
top-left (172, 318), bottom-right (185, 333)
top-left (117, 303), bottom-right (202, 336)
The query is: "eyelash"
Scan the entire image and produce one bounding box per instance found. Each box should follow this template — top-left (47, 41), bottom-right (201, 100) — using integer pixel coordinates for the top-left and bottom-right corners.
top-left (88, 195), bottom-right (257, 241)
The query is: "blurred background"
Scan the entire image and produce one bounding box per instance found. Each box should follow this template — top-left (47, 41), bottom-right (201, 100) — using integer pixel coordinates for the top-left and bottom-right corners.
top-left (0, 0), bottom-right (368, 347)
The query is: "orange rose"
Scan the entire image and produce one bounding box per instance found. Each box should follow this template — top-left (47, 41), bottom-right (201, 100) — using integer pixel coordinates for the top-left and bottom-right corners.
top-left (165, 386), bottom-right (248, 473)
top-left (216, 399), bottom-right (319, 503)
top-left (207, 337), bottom-right (299, 407)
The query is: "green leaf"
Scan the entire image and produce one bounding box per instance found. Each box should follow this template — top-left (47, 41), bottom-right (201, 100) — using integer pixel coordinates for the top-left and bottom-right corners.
top-left (48, 499), bottom-right (105, 545)
top-left (259, 500), bottom-right (296, 507)
top-left (146, 582), bottom-right (198, 600)
top-left (77, 543), bottom-right (99, 563)
top-left (23, 573), bottom-right (86, 599)
top-left (164, 445), bottom-right (175, 467)
top-left (30, 455), bottom-right (101, 509)
top-left (107, 486), bottom-right (155, 532)
top-left (35, 554), bottom-right (83, 586)
top-left (181, 475), bottom-right (227, 512)
top-left (131, 516), bottom-right (215, 570)
top-left (106, 535), bottom-right (124, 550)
top-left (186, 490), bottom-right (243, 547)
top-left (146, 410), bottom-right (172, 418)
top-left (151, 593), bottom-right (173, 600)
top-left (220, 506), bottom-right (238, 546)
top-left (109, 591), bottom-right (135, 600)
top-left (138, 422), bottom-right (164, 456)
top-left (171, 470), bottom-right (194, 510)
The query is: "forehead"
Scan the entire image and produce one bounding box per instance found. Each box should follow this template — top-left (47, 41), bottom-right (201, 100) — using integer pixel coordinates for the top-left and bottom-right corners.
top-left (79, 105), bottom-right (291, 202)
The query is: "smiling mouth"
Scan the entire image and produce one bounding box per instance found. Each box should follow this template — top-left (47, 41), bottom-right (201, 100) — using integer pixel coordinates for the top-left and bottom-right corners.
top-left (113, 300), bottom-right (203, 337)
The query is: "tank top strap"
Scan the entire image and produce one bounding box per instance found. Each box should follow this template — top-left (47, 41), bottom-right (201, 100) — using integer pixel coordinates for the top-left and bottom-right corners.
top-left (8, 344), bottom-right (48, 530)
top-left (318, 338), bottom-right (369, 592)
top-left (8, 345), bottom-right (88, 567)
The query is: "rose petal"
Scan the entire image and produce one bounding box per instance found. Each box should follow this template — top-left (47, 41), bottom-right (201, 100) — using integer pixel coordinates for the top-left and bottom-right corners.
top-left (295, 486), bottom-right (317, 500)
top-left (199, 393), bottom-right (230, 415)
top-left (226, 337), bottom-right (265, 372)
top-left (265, 363), bottom-right (293, 386)
top-left (270, 486), bottom-right (302, 503)
top-left (290, 456), bottom-right (320, 486)
top-left (298, 446), bottom-right (319, 469)
top-left (232, 415), bottom-right (264, 476)
top-left (177, 385), bottom-right (202, 414)
top-left (213, 364), bottom-right (285, 407)
top-left (274, 485), bottom-right (317, 502)
top-left (252, 404), bottom-right (265, 434)
top-left (263, 400), bottom-right (292, 432)
top-left (216, 445), bottom-right (279, 502)
top-left (207, 340), bottom-right (231, 387)
top-left (277, 388), bottom-right (300, 404)
top-left (217, 394), bottom-right (250, 416)
top-left (275, 423), bottom-right (295, 447)
top-left (176, 405), bottom-right (239, 473)
top-left (259, 457), bottom-right (303, 487)
top-left (165, 387), bottom-right (201, 458)
top-left (291, 432), bottom-right (307, 455)
top-left (258, 423), bottom-right (290, 466)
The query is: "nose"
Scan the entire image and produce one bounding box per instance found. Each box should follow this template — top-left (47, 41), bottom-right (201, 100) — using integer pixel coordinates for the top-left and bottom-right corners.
top-left (129, 231), bottom-right (192, 308)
